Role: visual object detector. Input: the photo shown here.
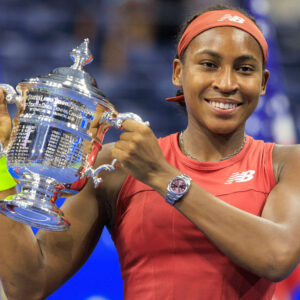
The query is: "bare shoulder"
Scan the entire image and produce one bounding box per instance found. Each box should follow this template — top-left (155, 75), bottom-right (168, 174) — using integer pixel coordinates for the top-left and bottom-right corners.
top-left (93, 142), bottom-right (129, 228)
top-left (272, 144), bottom-right (300, 183)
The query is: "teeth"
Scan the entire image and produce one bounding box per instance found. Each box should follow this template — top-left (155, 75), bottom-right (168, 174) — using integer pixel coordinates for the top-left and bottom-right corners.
top-left (209, 101), bottom-right (238, 110)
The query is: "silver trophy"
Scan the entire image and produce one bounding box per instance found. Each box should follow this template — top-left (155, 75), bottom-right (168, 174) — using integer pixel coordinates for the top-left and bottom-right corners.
top-left (0, 39), bottom-right (148, 231)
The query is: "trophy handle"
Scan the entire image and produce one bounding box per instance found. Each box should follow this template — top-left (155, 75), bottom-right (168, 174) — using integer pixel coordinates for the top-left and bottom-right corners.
top-left (0, 84), bottom-right (23, 107)
top-left (81, 158), bottom-right (118, 187)
top-left (81, 112), bottom-right (149, 187)
top-left (100, 111), bottom-right (150, 129)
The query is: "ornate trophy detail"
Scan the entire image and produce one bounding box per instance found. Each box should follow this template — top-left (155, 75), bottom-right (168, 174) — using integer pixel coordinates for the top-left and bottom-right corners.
top-left (0, 39), bottom-right (148, 231)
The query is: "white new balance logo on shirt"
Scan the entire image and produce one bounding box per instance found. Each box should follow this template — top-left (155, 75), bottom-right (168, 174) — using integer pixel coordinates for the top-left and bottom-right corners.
top-left (225, 170), bottom-right (256, 184)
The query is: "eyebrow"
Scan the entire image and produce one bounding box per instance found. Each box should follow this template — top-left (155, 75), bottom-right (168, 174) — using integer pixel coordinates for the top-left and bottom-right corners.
top-left (235, 55), bottom-right (259, 63)
top-left (195, 50), bottom-right (221, 59)
top-left (194, 50), bottom-right (259, 63)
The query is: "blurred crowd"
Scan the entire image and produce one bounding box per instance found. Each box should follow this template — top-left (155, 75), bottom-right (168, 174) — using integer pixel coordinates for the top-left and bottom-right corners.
top-left (0, 0), bottom-right (299, 139)
top-left (1, 1), bottom-right (300, 299)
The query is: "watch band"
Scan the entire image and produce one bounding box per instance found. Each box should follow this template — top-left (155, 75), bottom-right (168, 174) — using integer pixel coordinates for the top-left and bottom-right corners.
top-left (165, 174), bottom-right (192, 205)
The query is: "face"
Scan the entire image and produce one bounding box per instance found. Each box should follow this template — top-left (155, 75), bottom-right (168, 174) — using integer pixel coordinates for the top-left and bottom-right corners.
top-left (172, 26), bottom-right (269, 135)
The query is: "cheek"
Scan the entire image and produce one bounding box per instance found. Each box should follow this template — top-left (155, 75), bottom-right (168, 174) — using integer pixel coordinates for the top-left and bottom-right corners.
top-left (241, 78), bottom-right (263, 102)
top-left (182, 70), bottom-right (196, 95)
top-left (182, 69), bottom-right (210, 98)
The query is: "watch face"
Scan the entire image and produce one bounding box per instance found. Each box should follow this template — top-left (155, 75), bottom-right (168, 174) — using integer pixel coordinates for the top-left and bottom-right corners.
top-left (170, 178), bottom-right (187, 193)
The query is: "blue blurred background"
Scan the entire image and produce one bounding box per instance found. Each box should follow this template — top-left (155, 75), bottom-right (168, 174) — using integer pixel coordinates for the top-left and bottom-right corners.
top-left (1, 0), bottom-right (300, 299)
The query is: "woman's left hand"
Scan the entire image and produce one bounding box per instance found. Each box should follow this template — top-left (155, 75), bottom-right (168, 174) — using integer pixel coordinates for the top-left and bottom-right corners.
top-left (111, 119), bottom-right (176, 186)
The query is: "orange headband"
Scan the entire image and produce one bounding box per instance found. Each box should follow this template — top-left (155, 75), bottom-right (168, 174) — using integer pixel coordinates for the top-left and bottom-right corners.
top-left (166, 9), bottom-right (268, 103)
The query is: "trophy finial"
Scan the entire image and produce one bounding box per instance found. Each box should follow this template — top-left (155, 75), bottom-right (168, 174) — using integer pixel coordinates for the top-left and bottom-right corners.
top-left (70, 38), bottom-right (94, 70)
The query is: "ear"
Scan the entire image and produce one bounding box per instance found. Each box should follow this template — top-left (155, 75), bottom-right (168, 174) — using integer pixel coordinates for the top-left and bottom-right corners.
top-left (260, 69), bottom-right (270, 96)
top-left (172, 58), bottom-right (183, 87)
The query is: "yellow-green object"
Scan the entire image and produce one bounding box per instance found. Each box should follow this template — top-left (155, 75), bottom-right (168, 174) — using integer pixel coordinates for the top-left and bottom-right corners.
top-left (0, 156), bottom-right (17, 191)
top-left (0, 281), bottom-right (7, 300)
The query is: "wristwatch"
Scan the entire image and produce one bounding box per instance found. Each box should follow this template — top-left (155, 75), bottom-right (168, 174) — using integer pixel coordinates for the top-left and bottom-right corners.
top-left (165, 174), bottom-right (192, 205)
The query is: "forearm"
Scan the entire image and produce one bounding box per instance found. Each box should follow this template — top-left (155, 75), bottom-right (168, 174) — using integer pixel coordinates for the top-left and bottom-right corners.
top-left (0, 146), bottom-right (117, 298)
top-left (149, 167), bottom-right (291, 281)
top-left (0, 186), bottom-right (104, 299)
top-left (0, 189), bottom-right (45, 299)
top-left (175, 187), bottom-right (288, 280)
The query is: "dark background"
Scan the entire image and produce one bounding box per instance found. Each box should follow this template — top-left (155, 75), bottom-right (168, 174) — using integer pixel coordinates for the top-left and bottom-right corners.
top-left (1, 0), bottom-right (300, 299)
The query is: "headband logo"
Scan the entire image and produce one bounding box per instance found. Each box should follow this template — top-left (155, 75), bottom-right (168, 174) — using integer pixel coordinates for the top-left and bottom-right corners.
top-left (218, 14), bottom-right (245, 24)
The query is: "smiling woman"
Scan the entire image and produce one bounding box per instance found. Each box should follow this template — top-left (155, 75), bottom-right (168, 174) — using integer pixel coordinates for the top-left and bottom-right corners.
top-left (174, 26), bottom-right (269, 140)
top-left (0, 3), bottom-right (300, 300)
top-left (167, 5), bottom-right (269, 158)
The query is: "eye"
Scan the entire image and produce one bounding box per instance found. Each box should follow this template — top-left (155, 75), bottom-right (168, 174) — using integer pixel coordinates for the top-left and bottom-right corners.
top-left (199, 61), bottom-right (218, 69)
top-left (237, 65), bottom-right (255, 73)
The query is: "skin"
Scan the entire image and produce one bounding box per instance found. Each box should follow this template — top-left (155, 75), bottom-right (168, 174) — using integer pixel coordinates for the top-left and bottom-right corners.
top-left (173, 27), bottom-right (269, 161)
top-left (1, 26), bottom-right (300, 299)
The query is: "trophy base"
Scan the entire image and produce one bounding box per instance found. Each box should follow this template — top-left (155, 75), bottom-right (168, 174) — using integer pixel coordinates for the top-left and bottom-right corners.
top-left (0, 199), bottom-right (70, 231)
top-left (0, 172), bottom-right (70, 231)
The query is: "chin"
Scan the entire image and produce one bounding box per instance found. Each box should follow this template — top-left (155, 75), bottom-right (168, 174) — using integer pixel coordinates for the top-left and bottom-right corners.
top-left (206, 117), bottom-right (246, 134)
top-left (214, 129), bottom-right (235, 135)
top-left (209, 125), bottom-right (239, 135)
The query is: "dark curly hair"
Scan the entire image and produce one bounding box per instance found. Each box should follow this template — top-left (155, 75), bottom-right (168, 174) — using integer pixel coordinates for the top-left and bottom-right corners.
top-left (174, 4), bottom-right (264, 112)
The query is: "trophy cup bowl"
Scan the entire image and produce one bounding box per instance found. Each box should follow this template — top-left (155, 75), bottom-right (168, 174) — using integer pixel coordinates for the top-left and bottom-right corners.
top-left (0, 39), bottom-right (148, 231)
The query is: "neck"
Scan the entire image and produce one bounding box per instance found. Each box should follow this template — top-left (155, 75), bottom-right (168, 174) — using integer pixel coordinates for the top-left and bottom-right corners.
top-left (180, 121), bottom-right (246, 162)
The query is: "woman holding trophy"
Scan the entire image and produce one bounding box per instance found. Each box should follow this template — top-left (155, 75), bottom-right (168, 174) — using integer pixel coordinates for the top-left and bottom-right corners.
top-left (1, 4), bottom-right (300, 300)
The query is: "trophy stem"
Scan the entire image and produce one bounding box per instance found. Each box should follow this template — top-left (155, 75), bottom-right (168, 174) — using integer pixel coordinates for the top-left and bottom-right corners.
top-left (0, 172), bottom-right (70, 231)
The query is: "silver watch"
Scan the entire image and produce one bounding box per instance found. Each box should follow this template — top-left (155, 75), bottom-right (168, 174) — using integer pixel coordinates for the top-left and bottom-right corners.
top-left (165, 174), bottom-right (192, 205)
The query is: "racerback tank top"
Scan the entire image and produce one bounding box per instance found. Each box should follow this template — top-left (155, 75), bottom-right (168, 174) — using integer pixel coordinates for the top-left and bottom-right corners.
top-left (112, 133), bottom-right (276, 300)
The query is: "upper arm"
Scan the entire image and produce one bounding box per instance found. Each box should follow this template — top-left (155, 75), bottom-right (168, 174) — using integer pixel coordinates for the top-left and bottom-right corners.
top-left (36, 142), bottom-right (127, 296)
top-left (261, 144), bottom-right (300, 270)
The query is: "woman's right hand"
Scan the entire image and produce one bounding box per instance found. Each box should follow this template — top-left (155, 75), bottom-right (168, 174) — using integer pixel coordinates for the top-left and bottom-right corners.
top-left (0, 89), bottom-right (12, 148)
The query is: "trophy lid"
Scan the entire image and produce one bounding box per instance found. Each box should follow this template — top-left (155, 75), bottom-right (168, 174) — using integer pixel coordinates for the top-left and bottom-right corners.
top-left (19, 39), bottom-right (114, 111)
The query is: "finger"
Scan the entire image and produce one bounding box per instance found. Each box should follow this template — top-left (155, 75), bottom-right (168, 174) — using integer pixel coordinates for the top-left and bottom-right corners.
top-left (0, 89), bottom-right (5, 102)
top-left (114, 140), bottom-right (133, 151)
top-left (87, 127), bottom-right (98, 140)
top-left (90, 105), bottom-right (107, 129)
top-left (0, 89), bottom-right (8, 113)
top-left (119, 131), bottom-right (135, 141)
top-left (12, 116), bottom-right (20, 129)
top-left (111, 147), bottom-right (128, 164)
top-left (88, 106), bottom-right (119, 141)
top-left (14, 92), bottom-right (25, 118)
top-left (122, 119), bottom-right (149, 132)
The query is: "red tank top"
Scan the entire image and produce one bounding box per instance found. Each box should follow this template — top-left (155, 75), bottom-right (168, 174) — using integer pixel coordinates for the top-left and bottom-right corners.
top-left (112, 133), bottom-right (276, 300)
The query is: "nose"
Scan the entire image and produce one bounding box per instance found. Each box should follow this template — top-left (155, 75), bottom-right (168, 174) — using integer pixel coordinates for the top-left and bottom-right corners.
top-left (212, 67), bottom-right (238, 94)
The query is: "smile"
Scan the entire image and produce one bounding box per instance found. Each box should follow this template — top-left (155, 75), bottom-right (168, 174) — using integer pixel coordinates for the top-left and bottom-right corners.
top-left (209, 101), bottom-right (238, 109)
top-left (205, 99), bottom-right (242, 113)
